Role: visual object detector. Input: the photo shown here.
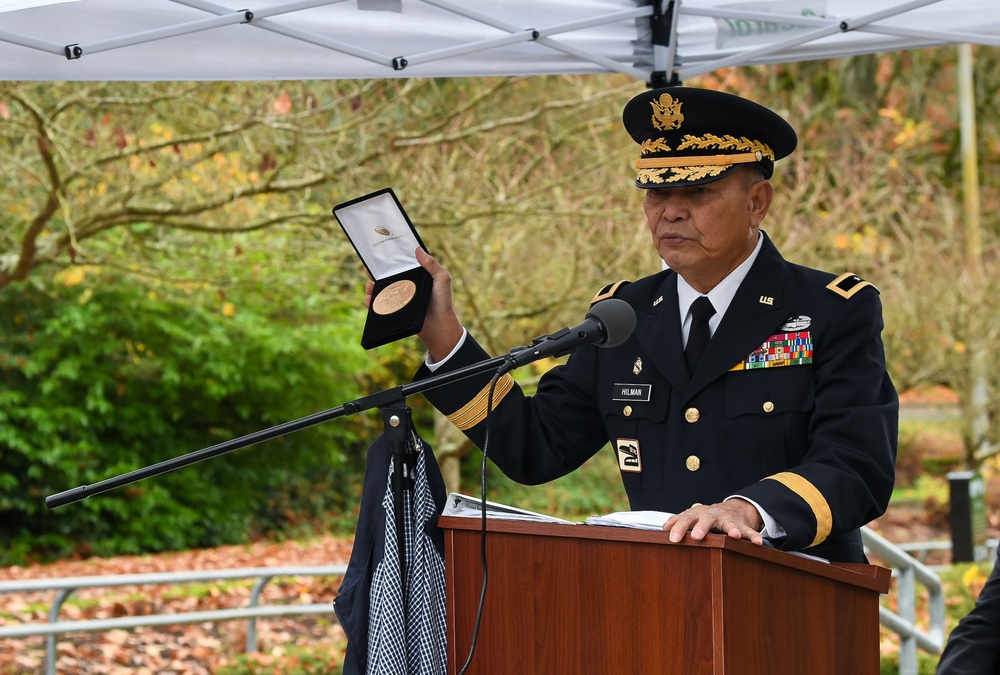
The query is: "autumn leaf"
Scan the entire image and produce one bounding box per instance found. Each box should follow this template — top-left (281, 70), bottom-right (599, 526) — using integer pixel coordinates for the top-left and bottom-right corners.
top-left (0, 535), bottom-right (354, 673)
top-left (272, 91), bottom-right (292, 115)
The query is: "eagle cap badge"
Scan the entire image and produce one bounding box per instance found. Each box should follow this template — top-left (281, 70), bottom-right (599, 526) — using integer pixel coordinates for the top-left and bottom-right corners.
top-left (650, 93), bottom-right (684, 131)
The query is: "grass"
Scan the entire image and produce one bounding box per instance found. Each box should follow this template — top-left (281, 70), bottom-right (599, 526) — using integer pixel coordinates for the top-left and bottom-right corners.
top-left (214, 643), bottom-right (347, 675)
top-left (160, 579), bottom-right (252, 601)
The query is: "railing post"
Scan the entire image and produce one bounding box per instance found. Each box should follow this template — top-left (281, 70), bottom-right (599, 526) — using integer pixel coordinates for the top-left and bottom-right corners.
top-left (247, 575), bottom-right (274, 653)
top-left (896, 566), bottom-right (917, 675)
top-left (46, 587), bottom-right (75, 675)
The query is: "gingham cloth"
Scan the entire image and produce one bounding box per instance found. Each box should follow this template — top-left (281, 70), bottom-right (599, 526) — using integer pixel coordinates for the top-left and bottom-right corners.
top-left (366, 433), bottom-right (448, 674)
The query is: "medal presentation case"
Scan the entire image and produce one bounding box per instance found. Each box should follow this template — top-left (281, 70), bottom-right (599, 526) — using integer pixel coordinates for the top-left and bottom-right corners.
top-left (333, 188), bottom-right (433, 350)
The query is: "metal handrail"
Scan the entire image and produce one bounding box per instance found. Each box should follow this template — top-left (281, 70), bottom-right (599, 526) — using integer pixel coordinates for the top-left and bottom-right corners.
top-left (3, 536), bottom-right (993, 675)
top-left (862, 527), bottom-right (946, 675)
top-left (0, 564), bottom-right (347, 675)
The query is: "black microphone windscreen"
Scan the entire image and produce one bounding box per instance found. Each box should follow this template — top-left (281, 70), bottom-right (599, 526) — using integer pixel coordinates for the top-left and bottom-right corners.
top-left (587, 298), bottom-right (636, 348)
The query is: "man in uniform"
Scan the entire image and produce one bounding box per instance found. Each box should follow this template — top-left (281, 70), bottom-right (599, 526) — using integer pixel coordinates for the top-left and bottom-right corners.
top-left (397, 87), bottom-right (898, 563)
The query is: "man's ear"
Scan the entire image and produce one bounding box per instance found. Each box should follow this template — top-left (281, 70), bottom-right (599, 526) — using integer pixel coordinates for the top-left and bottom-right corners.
top-left (749, 179), bottom-right (773, 226)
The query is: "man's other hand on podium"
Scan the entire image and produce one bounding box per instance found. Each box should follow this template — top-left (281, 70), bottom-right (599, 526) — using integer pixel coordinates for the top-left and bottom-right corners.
top-left (664, 498), bottom-right (765, 546)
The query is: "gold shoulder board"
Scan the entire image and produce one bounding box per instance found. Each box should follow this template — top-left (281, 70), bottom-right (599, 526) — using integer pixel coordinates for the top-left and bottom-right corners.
top-left (591, 280), bottom-right (630, 305)
top-left (826, 272), bottom-right (876, 299)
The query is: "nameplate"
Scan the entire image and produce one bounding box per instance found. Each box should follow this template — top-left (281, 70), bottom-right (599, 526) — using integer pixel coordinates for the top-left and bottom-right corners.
top-left (611, 383), bottom-right (652, 402)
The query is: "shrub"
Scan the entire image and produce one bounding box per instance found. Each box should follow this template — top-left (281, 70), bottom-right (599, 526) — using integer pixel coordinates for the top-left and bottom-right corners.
top-left (0, 269), bottom-right (379, 563)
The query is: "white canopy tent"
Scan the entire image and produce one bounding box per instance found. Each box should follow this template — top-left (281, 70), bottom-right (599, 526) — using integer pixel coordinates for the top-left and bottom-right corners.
top-left (0, 0), bottom-right (998, 85)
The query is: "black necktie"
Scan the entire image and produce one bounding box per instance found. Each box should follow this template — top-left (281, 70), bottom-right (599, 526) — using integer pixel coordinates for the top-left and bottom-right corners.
top-left (685, 296), bottom-right (716, 374)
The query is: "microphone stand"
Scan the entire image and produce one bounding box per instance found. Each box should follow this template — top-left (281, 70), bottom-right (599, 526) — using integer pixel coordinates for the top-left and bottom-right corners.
top-left (45, 350), bottom-right (516, 632)
top-left (45, 351), bottom-right (512, 510)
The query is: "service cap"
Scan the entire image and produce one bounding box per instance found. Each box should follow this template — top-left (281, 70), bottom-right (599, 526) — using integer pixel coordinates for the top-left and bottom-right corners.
top-left (622, 87), bottom-right (797, 188)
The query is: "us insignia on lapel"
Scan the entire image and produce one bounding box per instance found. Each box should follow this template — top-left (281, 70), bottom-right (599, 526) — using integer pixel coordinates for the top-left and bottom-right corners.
top-left (730, 331), bottom-right (813, 371)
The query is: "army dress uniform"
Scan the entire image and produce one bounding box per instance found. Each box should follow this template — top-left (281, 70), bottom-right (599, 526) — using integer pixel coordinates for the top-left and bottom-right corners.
top-left (415, 232), bottom-right (897, 563)
top-left (414, 86), bottom-right (898, 563)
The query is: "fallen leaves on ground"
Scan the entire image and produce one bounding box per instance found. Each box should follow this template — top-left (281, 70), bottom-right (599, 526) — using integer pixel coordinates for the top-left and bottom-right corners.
top-left (2, 493), bottom-right (996, 673)
top-left (0, 535), bottom-right (355, 674)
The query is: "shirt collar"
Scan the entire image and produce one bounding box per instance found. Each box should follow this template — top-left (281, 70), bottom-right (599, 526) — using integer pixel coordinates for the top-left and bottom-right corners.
top-left (677, 232), bottom-right (764, 334)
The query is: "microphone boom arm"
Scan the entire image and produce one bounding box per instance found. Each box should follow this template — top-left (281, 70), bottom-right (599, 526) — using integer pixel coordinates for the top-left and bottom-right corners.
top-left (45, 352), bottom-right (513, 509)
top-left (46, 298), bottom-right (635, 510)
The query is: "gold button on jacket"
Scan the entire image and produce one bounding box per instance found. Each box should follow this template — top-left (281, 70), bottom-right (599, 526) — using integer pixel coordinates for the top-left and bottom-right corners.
top-left (685, 455), bottom-right (701, 471)
top-left (684, 407), bottom-right (700, 423)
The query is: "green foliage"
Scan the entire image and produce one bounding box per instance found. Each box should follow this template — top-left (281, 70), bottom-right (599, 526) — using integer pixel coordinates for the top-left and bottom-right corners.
top-left (938, 563), bottom-right (990, 623)
top-left (214, 644), bottom-right (345, 675)
top-left (3, 49), bottom-right (1000, 562)
top-left (0, 268), bottom-right (380, 563)
top-left (464, 446), bottom-right (629, 521)
top-left (879, 652), bottom-right (940, 675)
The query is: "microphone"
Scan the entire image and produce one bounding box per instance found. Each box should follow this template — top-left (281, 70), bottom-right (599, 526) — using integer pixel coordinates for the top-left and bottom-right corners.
top-left (498, 298), bottom-right (636, 374)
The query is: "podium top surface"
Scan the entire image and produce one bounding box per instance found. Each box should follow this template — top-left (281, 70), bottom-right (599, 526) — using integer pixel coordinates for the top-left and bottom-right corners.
top-left (438, 515), bottom-right (891, 594)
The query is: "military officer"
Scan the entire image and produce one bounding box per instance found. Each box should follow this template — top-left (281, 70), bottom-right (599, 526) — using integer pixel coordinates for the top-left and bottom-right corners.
top-left (394, 87), bottom-right (898, 563)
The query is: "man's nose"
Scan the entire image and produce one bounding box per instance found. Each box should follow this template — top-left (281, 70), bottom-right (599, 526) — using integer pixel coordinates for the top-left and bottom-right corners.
top-left (659, 197), bottom-right (688, 221)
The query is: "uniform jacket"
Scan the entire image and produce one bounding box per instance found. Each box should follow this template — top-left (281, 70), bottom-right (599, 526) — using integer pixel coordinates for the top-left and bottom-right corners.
top-left (416, 233), bottom-right (898, 563)
top-left (936, 560), bottom-right (1000, 674)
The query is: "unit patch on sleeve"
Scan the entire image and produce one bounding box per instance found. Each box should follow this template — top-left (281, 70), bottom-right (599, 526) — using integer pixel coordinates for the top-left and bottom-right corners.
top-left (616, 438), bottom-right (642, 473)
top-left (730, 331), bottom-right (813, 371)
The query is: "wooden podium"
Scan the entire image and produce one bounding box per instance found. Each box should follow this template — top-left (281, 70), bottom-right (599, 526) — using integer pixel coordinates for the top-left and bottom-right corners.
top-left (439, 516), bottom-right (890, 675)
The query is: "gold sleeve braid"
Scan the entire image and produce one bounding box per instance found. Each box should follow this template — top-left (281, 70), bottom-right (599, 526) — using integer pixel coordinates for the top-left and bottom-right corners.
top-left (446, 373), bottom-right (516, 431)
top-left (763, 472), bottom-right (833, 548)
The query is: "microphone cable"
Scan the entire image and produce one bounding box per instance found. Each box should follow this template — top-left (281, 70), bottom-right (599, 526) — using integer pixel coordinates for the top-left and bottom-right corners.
top-left (456, 367), bottom-right (504, 675)
top-left (455, 299), bottom-right (635, 672)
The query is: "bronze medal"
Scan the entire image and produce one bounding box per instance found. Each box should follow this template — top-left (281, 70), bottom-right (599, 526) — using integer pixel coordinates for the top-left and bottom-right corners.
top-left (372, 279), bottom-right (417, 315)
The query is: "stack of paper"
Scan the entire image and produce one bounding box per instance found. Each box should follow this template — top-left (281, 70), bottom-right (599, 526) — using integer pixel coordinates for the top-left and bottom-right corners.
top-left (441, 493), bottom-right (577, 524)
top-left (584, 510), bottom-right (674, 530)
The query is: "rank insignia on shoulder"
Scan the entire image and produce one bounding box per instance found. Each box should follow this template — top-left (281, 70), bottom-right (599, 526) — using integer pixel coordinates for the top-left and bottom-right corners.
top-left (591, 280), bottom-right (631, 305)
top-left (826, 272), bottom-right (876, 299)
